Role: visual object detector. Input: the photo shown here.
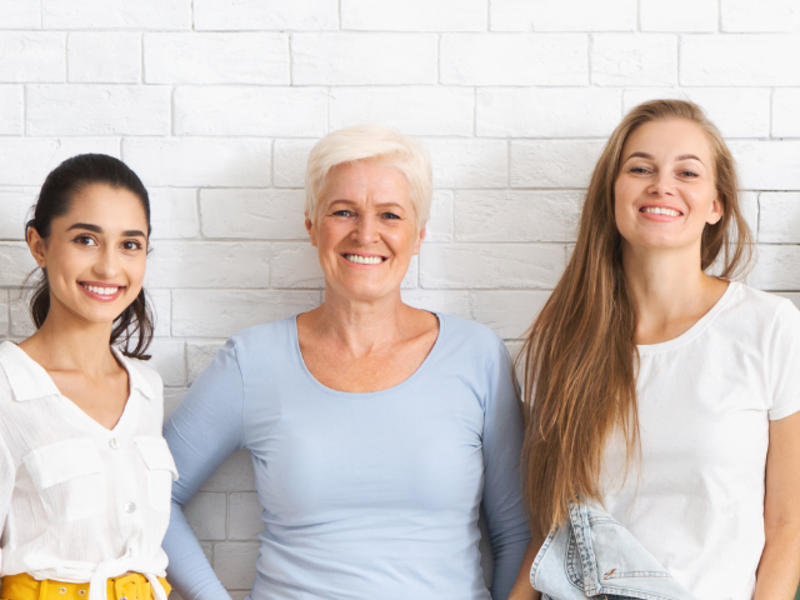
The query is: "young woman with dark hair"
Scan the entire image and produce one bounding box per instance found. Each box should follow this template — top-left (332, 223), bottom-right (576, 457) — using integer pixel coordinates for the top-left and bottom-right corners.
top-left (0, 154), bottom-right (176, 600)
top-left (509, 100), bottom-right (800, 599)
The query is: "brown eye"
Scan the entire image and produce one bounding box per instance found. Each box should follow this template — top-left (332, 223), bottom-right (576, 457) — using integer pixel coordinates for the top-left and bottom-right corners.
top-left (74, 235), bottom-right (97, 246)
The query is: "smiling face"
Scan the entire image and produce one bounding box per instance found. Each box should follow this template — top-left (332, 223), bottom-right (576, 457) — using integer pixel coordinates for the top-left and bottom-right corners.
top-left (28, 183), bottom-right (149, 328)
top-left (306, 160), bottom-right (425, 304)
top-left (614, 117), bottom-right (723, 257)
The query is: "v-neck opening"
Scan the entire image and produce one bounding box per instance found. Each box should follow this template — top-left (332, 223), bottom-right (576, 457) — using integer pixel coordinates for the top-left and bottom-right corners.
top-left (6, 342), bottom-right (135, 433)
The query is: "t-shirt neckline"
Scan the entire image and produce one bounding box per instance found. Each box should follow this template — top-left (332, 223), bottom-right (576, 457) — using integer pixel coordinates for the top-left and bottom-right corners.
top-left (291, 312), bottom-right (444, 397)
top-left (637, 281), bottom-right (739, 355)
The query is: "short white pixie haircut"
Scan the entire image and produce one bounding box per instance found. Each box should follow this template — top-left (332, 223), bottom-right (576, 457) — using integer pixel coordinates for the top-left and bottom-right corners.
top-left (304, 124), bottom-right (433, 232)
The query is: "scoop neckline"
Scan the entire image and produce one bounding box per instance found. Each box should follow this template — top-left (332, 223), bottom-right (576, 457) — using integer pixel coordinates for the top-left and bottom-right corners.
top-left (637, 281), bottom-right (739, 355)
top-left (291, 312), bottom-right (444, 398)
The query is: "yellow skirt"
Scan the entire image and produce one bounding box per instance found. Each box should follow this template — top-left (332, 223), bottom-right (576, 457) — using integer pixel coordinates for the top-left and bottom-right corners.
top-left (0, 572), bottom-right (171, 600)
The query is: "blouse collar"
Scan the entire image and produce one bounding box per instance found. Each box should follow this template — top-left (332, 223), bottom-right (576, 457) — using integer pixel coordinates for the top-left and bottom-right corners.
top-left (0, 341), bottom-right (155, 403)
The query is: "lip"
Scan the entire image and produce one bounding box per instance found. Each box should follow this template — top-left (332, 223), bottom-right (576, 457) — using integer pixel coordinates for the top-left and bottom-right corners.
top-left (77, 281), bottom-right (126, 302)
top-left (638, 203), bottom-right (684, 222)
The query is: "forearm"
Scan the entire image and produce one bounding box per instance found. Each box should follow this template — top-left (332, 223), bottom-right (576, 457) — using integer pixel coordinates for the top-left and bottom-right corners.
top-left (754, 524), bottom-right (800, 600)
top-left (506, 533), bottom-right (543, 600)
top-left (163, 501), bottom-right (233, 600)
top-left (506, 544), bottom-right (539, 600)
top-left (490, 527), bottom-right (533, 600)
top-left (757, 411), bottom-right (800, 599)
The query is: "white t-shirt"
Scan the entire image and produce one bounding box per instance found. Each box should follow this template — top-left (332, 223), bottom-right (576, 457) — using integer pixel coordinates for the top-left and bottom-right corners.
top-left (600, 282), bottom-right (800, 600)
top-left (0, 342), bottom-right (178, 600)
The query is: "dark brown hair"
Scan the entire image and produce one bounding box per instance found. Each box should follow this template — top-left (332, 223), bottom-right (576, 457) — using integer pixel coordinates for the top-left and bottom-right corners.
top-left (519, 99), bottom-right (754, 537)
top-left (26, 153), bottom-right (155, 359)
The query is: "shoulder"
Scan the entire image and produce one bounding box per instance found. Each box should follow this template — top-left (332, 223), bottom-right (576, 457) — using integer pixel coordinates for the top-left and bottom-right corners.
top-left (731, 282), bottom-right (794, 312)
top-left (0, 354), bottom-right (15, 423)
top-left (200, 316), bottom-right (299, 381)
top-left (227, 316), bottom-right (297, 354)
top-left (119, 353), bottom-right (164, 401)
top-left (724, 283), bottom-right (800, 330)
top-left (0, 342), bottom-right (16, 403)
top-left (436, 313), bottom-right (509, 364)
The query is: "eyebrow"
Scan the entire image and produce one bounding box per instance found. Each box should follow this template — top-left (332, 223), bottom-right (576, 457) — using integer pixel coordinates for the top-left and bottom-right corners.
top-left (624, 151), bottom-right (705, 165)
top-left (67, 222), bottom-right (147, 237)
top-left (328, 200), bottom-right (406, 210)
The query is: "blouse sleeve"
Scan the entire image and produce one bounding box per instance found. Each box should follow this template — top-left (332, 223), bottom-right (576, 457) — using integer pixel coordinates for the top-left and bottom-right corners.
top-left (767, 299), bottom-right (800, 421)
top-left (162, 339), bottom-right (247, 600)
top-left (0, 434), bottom-right (14, 571)
top-left (481, 340), bottom-right (532, 600)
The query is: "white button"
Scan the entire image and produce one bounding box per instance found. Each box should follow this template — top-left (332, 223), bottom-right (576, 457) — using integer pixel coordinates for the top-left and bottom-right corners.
top-left (123, 501), bottom-right (136, 513)
top-left (78, 591), bottom-right (86, 597)
top-left (59, 588), bottom-right (67, 594)
top-left (109, 438), bottom-right (120, 450)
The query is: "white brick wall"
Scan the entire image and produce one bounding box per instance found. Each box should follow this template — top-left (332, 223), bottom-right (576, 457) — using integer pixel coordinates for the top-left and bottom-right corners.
top-left (1, 3), bottom-right (798, 597)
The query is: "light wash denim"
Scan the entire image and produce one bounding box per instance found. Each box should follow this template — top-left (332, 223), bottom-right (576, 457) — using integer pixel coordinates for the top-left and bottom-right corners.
top-left (530, 501), bottom-right (699, 600)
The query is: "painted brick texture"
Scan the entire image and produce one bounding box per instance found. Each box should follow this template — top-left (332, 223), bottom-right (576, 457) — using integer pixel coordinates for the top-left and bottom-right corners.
top-left (1, 2), bottom-right (799, 598)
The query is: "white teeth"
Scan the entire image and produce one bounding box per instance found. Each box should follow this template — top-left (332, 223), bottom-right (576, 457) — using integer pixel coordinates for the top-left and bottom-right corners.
top-left (642, 207), bottom-right (681, 217)
top-left (83, 284), bottom-right (119, 296)
top-left (344, 254), bottom-right (383, 265)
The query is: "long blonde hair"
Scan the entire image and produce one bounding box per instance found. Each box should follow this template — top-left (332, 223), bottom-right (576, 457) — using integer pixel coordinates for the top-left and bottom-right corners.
top-left (520, 99), bottom-right (753, 537)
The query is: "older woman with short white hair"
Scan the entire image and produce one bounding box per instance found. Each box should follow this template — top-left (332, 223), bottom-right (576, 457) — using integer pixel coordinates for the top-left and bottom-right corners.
top-left (162, 125), bottom-right (531, 600)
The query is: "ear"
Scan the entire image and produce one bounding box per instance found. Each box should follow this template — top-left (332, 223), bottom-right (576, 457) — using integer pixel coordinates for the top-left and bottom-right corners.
top-left (305, 214), bottom-right (317, 247)
top-left (707, 192), bottom-right (724, 226)
top-left (412, 224), bottom-right (426, 256)
top-left (27, 227), bottom-right (47, 268)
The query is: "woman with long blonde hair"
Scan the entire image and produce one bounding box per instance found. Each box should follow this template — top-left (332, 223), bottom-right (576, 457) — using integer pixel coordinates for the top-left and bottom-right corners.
top-left (510, 100), bottom-right (800, 599)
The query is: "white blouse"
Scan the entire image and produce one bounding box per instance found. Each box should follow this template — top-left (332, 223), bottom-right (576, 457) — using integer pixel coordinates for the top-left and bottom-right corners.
top-left (0, 341), bottom-right (178, 600)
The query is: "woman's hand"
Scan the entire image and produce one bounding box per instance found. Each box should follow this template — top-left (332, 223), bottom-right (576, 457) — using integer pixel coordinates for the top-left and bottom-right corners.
top-left (754, 410), bottom-right (800, 599)
top-left (506, 539), bottom-right (542, 600)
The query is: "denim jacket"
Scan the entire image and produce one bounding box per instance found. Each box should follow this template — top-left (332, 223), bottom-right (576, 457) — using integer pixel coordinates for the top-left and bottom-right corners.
top-left (530, 501), bottom-right (699, 600)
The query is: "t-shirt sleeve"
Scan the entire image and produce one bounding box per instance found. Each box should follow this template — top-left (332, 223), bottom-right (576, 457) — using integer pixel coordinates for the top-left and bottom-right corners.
top-left (481, 340), bottom-right (532, 600)
top-left (768, 299), bottom-right (800, 421)
top-left (161, 339), bottom-right (246, 600)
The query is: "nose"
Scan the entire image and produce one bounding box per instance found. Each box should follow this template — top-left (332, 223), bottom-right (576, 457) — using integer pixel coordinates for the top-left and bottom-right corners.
top-left (648, 172), bottom-right (675, 196)
top-left (93, 244), bottom-right (119, 278)
top-left (352, 214), bottom-right (380, 245)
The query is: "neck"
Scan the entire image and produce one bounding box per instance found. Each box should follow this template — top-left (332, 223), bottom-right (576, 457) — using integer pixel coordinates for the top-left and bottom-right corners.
top-left (309, 288), bottom-right (413, 357)
top-left (622, 242), bottom-right (722, 336)
top-left (20, 301), bottom-right (117, 375)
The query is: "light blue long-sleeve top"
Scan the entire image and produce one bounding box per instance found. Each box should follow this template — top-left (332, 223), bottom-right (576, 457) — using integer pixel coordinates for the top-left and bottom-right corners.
top-left (162, 313), bottom-right (531, 600)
